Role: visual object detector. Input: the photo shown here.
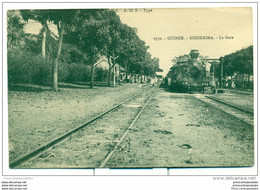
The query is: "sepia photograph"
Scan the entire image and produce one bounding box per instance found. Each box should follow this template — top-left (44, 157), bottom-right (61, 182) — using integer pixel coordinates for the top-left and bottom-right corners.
top-left (5, 5), bottom-right (255, 171)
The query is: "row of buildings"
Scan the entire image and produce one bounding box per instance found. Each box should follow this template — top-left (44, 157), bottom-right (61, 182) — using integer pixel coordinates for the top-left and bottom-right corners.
top-left (94, 56), bottom-right (163, 85)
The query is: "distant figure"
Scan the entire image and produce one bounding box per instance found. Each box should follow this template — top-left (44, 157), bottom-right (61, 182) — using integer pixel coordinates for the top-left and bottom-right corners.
top-left (205, 62), bottom-right (211, 77)
top-left (150, 78), bottom-right (155, 86)
top-left (130, 75), bottom-right (133, 83)
top-left (164, 77), bottom-right (168, 87)
top-left (232, 80), bottom-right (235, 88)
top-left (168, 77), bottom-right (172, 86)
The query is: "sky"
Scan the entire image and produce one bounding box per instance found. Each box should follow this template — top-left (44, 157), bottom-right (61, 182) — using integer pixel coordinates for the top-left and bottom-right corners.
top-left (117, 8), bottom-right (253, 75)
top-left (24, 7), bottom-right (253, 76)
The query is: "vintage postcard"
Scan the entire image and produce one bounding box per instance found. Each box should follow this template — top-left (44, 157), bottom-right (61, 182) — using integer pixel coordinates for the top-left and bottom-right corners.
top-left (4, 4), bottom-right (256, 174)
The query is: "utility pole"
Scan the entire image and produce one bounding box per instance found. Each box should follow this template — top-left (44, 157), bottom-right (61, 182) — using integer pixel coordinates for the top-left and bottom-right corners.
top-left (107, 57), bottom-right (112, 87)
top-left (110, 53), bottom-right (118, 87)
top-left (220, 57), bottom-right (223, 88)
top-left (247, 60), bottom-right (252, 88)
top-left (118, 64), bottom-right (121, 85)
top-left (213, 61), bottom-right (217, 94)
top-left (113, 63), bottom-right (116, 86)
top-left (209, 61), bottom-right (217, 94)
top-left (206, 58), bottom-right (221, 93)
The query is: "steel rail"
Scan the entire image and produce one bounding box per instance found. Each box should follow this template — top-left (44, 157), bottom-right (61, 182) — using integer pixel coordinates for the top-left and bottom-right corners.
top-left (194, 95), bottom-right (253, 127)
top-left (205, 95), bottom-right (253, 115)
top-left (10, 91), bottom-right (147, 168)
top-left (99, 87), bottom-right (158, 168)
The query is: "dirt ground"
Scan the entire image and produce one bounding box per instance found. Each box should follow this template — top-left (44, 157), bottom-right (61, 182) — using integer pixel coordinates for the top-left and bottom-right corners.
top-left (8, 83), bottom-right (151, 163)
top-left (106, 89), bottom-right (254, 168)
top-left (15, 87), bottom-right (254, 168)
top-left (18, 89), bottom-right (155, 168)
top-left (210, 93), bottom-right (253, 111)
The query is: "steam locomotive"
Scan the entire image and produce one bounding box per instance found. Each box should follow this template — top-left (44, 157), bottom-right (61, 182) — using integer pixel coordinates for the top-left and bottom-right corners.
top-left (166, 50), bottom-right (216, 93)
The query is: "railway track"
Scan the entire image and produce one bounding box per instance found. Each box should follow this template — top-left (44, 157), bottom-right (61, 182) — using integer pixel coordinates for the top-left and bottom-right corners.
top-left (205, 95), bottom-right (253, 115)
top-left (11, 87), bottom-right (158, 168)
top-left (193, 94), bottom-right (254, 127)
top-left (99, 88), bottom-right (157, 167)
top-left (222, 89), bottom-right (253, 96)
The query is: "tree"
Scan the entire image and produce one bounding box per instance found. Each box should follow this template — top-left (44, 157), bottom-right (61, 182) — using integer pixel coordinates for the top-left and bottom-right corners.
top-left (63, 9), bottom-right (161, 88)
top-left (7, 10), bottom-right (26, 50)
top-left (65, 9), bottom-right (122, 88)
top-left (215, 46), bottom-right (253, 89)
top-left (20, 9), bottom-right (76, 91)
top-left (46, 9), bottom-right (77, 91)
top-left (20, 10), bottom-right (51, 58)
top-left (94, 10), bottom-right (123, 86)
top-left (171, 54), bottom-right (190, 65)
top-left (220, 46), bottom-right (253, 77)
top-left (115, 24), bottom-right (136, 81)
top-left (116, 24), bottom-right (149, 81)
top-left (144, 57), bottom-right (160, 77)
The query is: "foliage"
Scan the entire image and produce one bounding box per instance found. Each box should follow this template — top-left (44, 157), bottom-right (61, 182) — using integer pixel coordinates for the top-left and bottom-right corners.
top-left (8, 9), bottom-right (161, 88)
top-left (8, 48), bottom-right (96, 85)
top-left (20, 10), bottom-right (50, 25)
top-left (65, 9), bottom-right (111, 58)
top-left (23, 33), bottom-right (42, 54)
top-left (60, 43), bottom-right (87, 65)
top-left (116, 24), bottom-right (160, 76)
top-left (171, 54), bottom-right (208, 66)
top-left (95, 67), bottom-right (108, 81)
top-left (66, 63), bottom-right (91, 83)
top-left (213, 46), bottom-right (253, 89)
top-left (171, 54), bottom-right (190, 65)
top-left (217, 45), bottom-right (253, 77)
top-left (7, 10), bottom-right (26, 50)
top-left (8, 49), bottom-right (51, 85)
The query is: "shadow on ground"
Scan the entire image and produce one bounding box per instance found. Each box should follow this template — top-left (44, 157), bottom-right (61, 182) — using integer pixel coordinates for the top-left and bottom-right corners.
top-left (8, 82), bottom-right (119, 92)
top-left (8, 85), bottom-right (51, 92)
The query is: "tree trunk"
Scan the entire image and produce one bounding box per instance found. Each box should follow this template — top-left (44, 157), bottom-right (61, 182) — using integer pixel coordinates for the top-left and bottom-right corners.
top-left (247, 73), bottom-right (250, 89)
top-left (125, 70), bottom-right (128, 83)
top-left (118, 64), bottom-right (121, 85)
top-left (124, 62), bottom-right (129, 83)
top-left (41, 26), bottom-right (46, 58)
top-left (113, 65), bottom-right (116, 86)
top-left (52, 22), bottom-right (65, 92)
top-left (113, 55), bottom-right (116, 86)
top-left (220, 60), bottom-right (223, 88)
top-left (242, 73), bottom-right (244, 89)
top-left (247, 62), bottom-right (251, 88)
top-left (52, 59), bottom-right (58, 91)
top-left (90, 62), bottom-right (94, 89)
top-left (45, 23), bottom-right (51, 61)
top-left (108, 57), bottom-right (111, 86)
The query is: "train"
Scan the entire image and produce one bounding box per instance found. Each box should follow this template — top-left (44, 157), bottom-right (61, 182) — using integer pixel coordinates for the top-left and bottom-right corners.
top-left (166, 50), bottom-right (216, 93)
